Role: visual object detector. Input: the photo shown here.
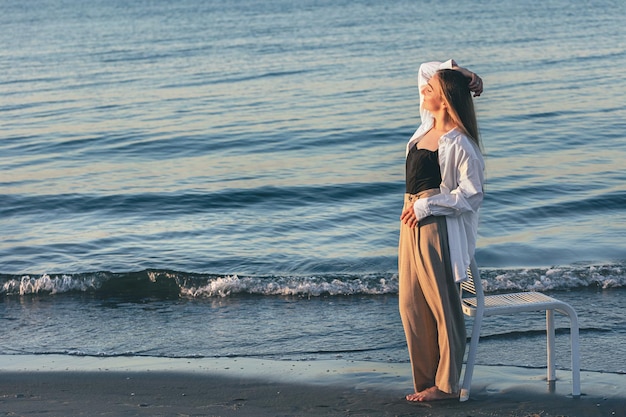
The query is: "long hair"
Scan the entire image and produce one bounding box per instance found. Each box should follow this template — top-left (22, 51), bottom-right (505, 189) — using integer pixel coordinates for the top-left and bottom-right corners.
top-left (436, 69), bottom-right (481, 149)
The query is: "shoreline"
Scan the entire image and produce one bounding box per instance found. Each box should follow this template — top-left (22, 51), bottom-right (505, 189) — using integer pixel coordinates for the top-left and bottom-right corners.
top-left (1, 355), bottom-right (624, 416)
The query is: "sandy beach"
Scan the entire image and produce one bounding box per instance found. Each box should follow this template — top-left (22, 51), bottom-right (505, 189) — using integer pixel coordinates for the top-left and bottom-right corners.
top-left (1, 355), bottom-right (624, 417)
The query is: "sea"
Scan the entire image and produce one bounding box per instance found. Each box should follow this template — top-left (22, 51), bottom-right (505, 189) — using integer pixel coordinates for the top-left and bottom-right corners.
top-left (1, 0), bottom-right (626, 381)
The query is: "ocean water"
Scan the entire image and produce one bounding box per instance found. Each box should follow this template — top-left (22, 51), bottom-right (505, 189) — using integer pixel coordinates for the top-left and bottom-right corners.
top-left (1, 0), bottom-right (626, 378)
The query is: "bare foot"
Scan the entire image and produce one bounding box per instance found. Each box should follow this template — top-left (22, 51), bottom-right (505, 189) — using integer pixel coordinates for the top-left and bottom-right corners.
top-left (405, 392), bottom-right (421, 402)
top-left (406, 386), bottom-right (458, 402)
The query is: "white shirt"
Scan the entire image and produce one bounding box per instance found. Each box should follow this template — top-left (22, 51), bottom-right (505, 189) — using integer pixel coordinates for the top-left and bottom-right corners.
top-left (407, 60), bottom-right (485, 283)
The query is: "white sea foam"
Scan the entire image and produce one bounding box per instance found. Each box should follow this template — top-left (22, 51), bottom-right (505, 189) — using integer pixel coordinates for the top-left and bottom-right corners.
top-left (179, 274), bottom-right (397, 298)
top-left (1, 274), bottom-right (100, 295)
top-left (2, 264), bottom-right (625, 297)
top-left (481, 264), bottom-right (626, 292)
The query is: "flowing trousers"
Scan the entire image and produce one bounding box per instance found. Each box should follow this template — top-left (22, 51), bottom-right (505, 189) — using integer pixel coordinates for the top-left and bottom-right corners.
top-left (398, 190), bottom-right (466, 394)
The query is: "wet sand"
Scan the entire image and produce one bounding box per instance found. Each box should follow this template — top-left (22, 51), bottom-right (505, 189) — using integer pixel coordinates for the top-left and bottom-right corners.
top-left (1, 355), bottom-right (624, 417)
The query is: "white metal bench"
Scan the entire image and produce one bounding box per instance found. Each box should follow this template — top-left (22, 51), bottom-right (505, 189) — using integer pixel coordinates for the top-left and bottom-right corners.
top-left (459, 259), bottom-right (581, 402)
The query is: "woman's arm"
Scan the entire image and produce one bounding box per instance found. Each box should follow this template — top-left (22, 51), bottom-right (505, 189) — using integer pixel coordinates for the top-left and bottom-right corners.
top-left (413, 140), bottom-right (484, 220)
top-left (451, 65), bottom-right (483, 97)
top-left (401, 137), bottom-right (484, 228)
top-left (417, 60), bottom-right (455, 89)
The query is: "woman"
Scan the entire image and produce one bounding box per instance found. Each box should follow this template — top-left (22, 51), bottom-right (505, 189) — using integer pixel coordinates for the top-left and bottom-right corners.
top-left (399, 59), bottom-right (484, 402)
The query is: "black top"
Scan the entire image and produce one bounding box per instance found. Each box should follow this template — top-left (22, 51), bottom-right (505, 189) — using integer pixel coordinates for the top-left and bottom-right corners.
top-left (405, 144), bottom-right (441, 194)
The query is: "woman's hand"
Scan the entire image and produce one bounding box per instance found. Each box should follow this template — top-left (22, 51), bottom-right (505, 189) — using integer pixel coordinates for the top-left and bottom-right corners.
top-left (468, 72), bottom-right (483, 97)
top-left (453, 66), bottom-right (483, 97)
top-left (401, 207), bottom-right (419, 228)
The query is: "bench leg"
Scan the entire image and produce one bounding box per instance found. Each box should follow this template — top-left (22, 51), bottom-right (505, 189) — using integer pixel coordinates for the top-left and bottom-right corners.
top-left (567, 309), bottom-right (581, 397)
top-left (553, 305), bottom-right (582, 397)
top-left (546, 309), bottom-right (556, 382)
top-left (460, 313), bottom-right (483, 402)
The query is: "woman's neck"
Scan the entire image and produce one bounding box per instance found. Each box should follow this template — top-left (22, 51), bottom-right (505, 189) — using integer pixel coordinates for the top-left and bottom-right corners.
top-left (433, 114), bottom-right (457, 133)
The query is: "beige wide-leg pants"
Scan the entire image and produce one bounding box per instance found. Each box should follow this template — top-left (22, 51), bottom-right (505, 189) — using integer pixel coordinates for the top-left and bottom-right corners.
top-left (398, 190), bottom-right (466, 394)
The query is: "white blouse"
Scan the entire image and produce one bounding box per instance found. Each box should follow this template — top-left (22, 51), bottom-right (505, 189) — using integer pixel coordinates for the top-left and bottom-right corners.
top-left (407, 60), bottom-right (485, 283)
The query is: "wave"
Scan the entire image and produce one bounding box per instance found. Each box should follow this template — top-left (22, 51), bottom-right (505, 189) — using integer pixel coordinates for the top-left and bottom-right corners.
top-left (475, 327), bottom-right (612, 342)
top-left (478, 264), bottom-right (626, 291)
top-left (157, 68), bottom-right (321, 90)
top-left (0, 271), bottom-right (396, 298)
top-left (0, 181), bottom-right (399, 217)
top-left (2, 263), bottom-right (625, 298)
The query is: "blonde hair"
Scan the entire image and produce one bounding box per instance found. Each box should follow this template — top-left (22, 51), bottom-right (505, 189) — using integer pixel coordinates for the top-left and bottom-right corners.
top-left (436, 69), bottom-right (481, 149)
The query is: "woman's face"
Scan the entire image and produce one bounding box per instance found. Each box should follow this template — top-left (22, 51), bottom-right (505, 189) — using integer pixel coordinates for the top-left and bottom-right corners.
top-left (421, 74), bottom-right (444, 113)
